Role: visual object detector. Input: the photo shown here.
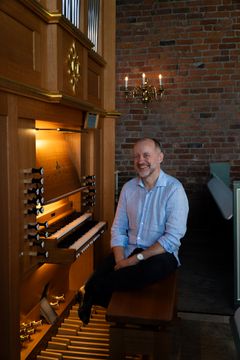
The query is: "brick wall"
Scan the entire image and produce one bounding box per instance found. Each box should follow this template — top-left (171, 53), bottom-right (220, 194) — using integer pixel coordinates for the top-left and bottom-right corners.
top-left (115, 0), bottom-right (240, 227)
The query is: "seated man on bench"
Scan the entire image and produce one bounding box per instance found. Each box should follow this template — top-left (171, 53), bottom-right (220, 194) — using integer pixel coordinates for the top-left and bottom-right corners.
top-left (78, 137), bottom-right (189, 325)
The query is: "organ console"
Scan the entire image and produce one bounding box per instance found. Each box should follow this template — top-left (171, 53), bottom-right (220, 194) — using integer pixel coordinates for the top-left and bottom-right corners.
top-left (18, 119), bottom-right (112, 357)
top-left (0, 0), bottom-right (117, 359)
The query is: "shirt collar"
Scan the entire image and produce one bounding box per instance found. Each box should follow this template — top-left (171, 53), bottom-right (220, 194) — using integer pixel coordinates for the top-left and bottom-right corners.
top-left (137, 169), bottom-right (167, 188)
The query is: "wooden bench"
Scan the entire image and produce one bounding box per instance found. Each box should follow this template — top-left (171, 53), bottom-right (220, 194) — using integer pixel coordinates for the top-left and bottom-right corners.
top-left (106, 271), bottom-right (180, 360)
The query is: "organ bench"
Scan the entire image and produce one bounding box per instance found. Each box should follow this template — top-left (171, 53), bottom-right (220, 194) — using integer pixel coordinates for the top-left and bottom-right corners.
top-left (106, 271), bottom-right (180, 360)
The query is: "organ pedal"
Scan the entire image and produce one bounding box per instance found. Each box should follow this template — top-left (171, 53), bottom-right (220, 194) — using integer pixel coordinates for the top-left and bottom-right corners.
top-left (37, 303), bottom-right (144, 359)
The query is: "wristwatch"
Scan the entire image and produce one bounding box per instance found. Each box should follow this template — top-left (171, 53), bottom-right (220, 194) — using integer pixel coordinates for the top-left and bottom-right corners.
top-left (136, 253), bottom-right (144, 261)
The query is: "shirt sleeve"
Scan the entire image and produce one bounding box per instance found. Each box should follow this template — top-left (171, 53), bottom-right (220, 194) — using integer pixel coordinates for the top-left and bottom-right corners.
top-left (111, 185), bottom-right (129, 248)
top-left (158, 184), bottom-right (189, 253)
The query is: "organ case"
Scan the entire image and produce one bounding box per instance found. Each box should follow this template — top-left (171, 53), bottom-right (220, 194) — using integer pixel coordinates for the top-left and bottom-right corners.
top-left (0, 0), bottom-right (117, 359)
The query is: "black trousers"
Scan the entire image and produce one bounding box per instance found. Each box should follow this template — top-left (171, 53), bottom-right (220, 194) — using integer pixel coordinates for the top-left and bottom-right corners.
top-left (83, 249), bottom-right (178, 308)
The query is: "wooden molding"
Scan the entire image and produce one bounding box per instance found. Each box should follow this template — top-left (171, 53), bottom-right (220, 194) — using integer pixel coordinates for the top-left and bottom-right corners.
top-left (0, 76), bottom-right (107, 113)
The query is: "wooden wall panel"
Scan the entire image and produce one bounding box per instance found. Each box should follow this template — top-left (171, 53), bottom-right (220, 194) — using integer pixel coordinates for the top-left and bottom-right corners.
top-left (44, 24), bottom-right (59, 91)
top-left (69, 246), bottom-right (94, 291)
top-left (0, 2), bottom-right (44, 88)
top-left (88, 57), bottom-right (103, 107)
top-left (0, 94), bottom-right (21, 360)
top-left (35, 130), bottom-right (82, 203)
top-left (0, 114), bottom-right (15, 359)
top-left (18, 97), bottom-right (84, 126)
top-left (20, 263), bottom-right (71, 319)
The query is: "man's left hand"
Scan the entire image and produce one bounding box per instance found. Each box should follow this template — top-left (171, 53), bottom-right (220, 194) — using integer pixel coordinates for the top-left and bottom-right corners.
top-left (114, 255), bottom-right (138, 270)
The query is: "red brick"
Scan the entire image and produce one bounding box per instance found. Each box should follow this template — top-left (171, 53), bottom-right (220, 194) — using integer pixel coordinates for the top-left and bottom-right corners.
top-left (116, 0), bottom-right (240, 203)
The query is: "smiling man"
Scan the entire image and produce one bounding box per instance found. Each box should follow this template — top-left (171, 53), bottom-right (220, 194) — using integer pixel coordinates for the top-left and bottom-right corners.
top-left (78, 138), bottom-right (189, 325)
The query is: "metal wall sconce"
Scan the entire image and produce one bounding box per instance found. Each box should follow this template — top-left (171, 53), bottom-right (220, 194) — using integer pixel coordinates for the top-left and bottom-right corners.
top-left (123, 73), bottom-right (164, 108)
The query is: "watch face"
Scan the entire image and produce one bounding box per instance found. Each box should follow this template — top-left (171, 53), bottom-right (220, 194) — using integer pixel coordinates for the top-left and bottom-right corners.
top-left (137, 253), bottom-right (144, 261)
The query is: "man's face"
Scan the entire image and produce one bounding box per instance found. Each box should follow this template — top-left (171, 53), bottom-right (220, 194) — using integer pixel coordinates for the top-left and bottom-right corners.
top-left (133, 139), bottom-right (164, 181)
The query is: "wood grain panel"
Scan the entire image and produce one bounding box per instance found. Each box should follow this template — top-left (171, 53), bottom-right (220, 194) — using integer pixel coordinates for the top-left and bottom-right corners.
top-left (69, 246), bottom-right (93, 290)
top-left (20, 263), bottom-right (71, 319)
top-left (87, 58), bottom-right (102, 106)
top-left (36, 130), bottom-right (82, 203)
top-left (0, 9), bottom-right (42, 87)
top-left (0, 94), bottom-right (21, 360)
top-left (19, 98), bottom-right (84, 126)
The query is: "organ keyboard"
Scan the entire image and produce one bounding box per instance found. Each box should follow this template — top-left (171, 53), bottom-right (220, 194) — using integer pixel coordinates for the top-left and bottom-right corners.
top-left (47, 212), bottom-right (92, 240)
top-left (39, 210), bottom-right (107, 264)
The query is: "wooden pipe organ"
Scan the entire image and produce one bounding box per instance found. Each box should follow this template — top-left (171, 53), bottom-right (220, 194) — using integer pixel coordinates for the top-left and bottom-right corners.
top-left (0, 1), bottom-right (116, 359)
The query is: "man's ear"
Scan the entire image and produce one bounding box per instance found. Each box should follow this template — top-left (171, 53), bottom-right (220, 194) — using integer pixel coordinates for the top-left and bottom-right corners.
top-left (159, 152), bottom-right (164, 164)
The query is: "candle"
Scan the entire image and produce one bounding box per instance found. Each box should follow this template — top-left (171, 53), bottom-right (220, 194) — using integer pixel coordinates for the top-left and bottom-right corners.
top-left (124, 76), bottom-right (128, 90)
top-left (142, 73), bottom-right (146, 85)
top-left (159, 74), bottom-right (162, 86)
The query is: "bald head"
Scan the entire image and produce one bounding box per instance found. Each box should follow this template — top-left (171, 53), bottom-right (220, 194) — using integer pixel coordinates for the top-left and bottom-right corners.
top-left (134, 138), bottom-right (162, 152)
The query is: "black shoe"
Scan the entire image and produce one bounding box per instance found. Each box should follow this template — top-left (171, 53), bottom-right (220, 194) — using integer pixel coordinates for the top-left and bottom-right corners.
top-left (78, 301), bottom-right (92, 325)
top-left (76, 286), bottom-right (85, 306)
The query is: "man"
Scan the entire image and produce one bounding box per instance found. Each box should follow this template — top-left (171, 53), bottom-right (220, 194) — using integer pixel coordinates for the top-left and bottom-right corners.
top-left (78, 138), bottom-right (189, 324)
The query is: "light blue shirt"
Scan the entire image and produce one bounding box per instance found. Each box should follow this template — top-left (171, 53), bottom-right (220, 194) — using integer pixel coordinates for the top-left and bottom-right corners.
top-left (111, 170), bottom-right (189, 265)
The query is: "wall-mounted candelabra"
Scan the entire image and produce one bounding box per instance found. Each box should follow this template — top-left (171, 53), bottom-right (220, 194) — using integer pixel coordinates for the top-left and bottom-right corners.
top-left (123, 73), bottom-right (164, 108)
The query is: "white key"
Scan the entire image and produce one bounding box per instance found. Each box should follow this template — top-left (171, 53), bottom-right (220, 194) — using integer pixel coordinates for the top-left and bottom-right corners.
top-left (49, 213), bottom-right (92, 240)
top-left (70, 221), bottom-right (106, 251)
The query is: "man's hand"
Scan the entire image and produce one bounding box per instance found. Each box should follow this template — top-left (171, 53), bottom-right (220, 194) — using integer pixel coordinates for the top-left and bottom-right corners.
top-left (113, 243), bottom-right (166, 271)
top-left (114, 255), bottom-right (138, 270)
